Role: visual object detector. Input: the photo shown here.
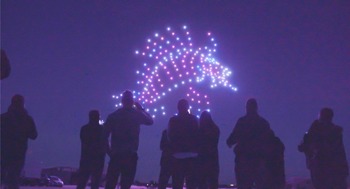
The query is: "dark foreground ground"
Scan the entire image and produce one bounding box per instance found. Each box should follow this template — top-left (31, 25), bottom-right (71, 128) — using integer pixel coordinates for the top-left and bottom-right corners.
top-left (11, 177), bottom-right (350, 189)
top-left (16, 183), bottom-right (350, 189)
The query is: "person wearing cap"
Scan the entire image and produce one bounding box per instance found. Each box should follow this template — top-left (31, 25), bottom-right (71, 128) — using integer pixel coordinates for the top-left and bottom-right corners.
top-left (226, 98), bottom-right (273, 189)
top-left (104, 90), bottom-right (153, 189)
top-left (299, 108), bottom-right (349, 189)
top-left (76, 110), bottom-right (106, 189)
top-left (1, 94), bottom-right (38, 189)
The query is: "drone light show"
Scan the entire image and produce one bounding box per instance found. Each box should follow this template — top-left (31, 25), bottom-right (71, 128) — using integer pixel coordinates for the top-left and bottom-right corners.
top-left (113, 25), bottom-right (237, 118)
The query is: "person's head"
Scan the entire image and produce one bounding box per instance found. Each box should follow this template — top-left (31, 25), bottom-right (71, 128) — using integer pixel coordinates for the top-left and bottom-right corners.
top-left (200, 110), bottom-right (213, 127)
top-left (246, 98), bottom-right (258, 114)
top-left (122, 90), bottom-right (134, 108)
top-left (319, 107), bottom-right (333, 122)
top-left (11, 94), bottom-right (25, 109)
top-left (89, 110), bottom-right (100, 122)
top-left (89, 110), bottom-right (100, 123)
top-left (177, 99), bottom-right (189, 114)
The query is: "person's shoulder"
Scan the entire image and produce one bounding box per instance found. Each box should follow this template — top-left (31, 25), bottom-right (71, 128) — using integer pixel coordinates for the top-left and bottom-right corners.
top-left (332, 124), bottom-right (343, 133)
top-left (0, 112), bottom-right (9, 118)
top-left (238, 114), bottom-right (250, 121)
top-left (308, 120), bottom-right (319, 131)
top-left (80, 124), bottom-right (89, 132)
top-left (257, 115), bottom-right (269, 123)
top-left (169, 115), bottom-right (179, 121)
top-left (211, 123), bottom-right (220, 134)
top-left (27, 114), bottom-right (35, 121)
top-left (189, 114), bottom-right (198, 120)
top-left (81, 123), bottom-right (91, 128)
top-left (107, 109), bottom-right (122, 117)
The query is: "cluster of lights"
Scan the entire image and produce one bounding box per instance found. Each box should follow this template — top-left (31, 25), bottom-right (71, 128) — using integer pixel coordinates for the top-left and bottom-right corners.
top-left (113, 25), bottom-right (237, 118)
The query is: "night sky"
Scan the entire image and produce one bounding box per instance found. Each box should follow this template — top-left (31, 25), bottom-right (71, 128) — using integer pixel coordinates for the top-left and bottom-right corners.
top-left (1, 1), bottom-right (350, 184)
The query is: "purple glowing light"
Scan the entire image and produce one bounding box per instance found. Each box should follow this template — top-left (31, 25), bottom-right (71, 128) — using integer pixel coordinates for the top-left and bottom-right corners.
top-left (113, 25), bottom-right (237, 118)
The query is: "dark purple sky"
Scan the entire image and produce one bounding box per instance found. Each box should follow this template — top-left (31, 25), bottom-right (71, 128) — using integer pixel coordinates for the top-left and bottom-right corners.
top-left (1, 1), bottom-right (350, 184)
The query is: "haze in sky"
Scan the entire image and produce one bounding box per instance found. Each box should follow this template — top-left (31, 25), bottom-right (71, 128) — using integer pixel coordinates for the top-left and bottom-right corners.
top-left (1, 1), bottom-right (349, 184)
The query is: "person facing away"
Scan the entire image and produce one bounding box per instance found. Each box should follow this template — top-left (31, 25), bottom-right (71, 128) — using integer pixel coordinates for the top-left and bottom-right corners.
top-left (262, 132), bottom-right (285, 189)
top-left (104, 90), bottom-right (154, 189)
top-left (1, 94), bottom-right (38, 189)
top-left (167, 99), bottom-right (199, 189)
top-left (76, 110), bottom-right (106, 189)
top-left (226, 98), bottom-right (273, 189)
top-left (298, 108), bottom-right (349, 189)
top-left (157, 129), bottom-right (174, 189)
top-left (197, 111), bottom-right (220, 189)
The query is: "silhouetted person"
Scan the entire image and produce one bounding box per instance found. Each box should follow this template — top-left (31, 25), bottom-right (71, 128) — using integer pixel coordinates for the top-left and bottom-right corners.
top-left (167, 99), bottom-right (199, 189)
top-left (263, 133), bottom-right (285, 189)
top-left (77, 110), bottom-right (106, 189)
top-left (104, 90), bottom-right (154, 189)
top-left (1, 94), bottom-right (38, 189)
top-left (1, 49), bottom-right (11, 80)
top-left (197, 111), bottom-right (220, 189)
top-left (158, 129), bottom-right (174, 189)
top-left (298, 108), bottom-right (349, 189)
top-left (226, 98), bottom-right (273, 189)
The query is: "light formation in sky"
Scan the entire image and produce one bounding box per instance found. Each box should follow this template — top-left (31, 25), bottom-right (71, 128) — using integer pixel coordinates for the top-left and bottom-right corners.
top-left (113, 25), bottom-right (237, 118)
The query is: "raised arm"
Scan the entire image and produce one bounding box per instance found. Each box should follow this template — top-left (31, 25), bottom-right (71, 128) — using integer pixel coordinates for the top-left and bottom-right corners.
top-left (135, 102), bottom-right (154, 125)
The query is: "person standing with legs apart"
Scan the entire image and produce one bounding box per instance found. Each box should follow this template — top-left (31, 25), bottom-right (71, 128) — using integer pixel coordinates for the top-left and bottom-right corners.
top-left (197, 111), bottom-right (220, 189)
top-left (76, 110), bottom-right (106, 189)
top-left (298, 108), bottom-right (349, 189)
top-left (226, 98), bottom-right (273, 189)
top-left (104, 90), bottom-right (154, 189)
top-left (1, 94), bottom-right (38, 189)
top-left (167, 99), bottom-right (199, 189)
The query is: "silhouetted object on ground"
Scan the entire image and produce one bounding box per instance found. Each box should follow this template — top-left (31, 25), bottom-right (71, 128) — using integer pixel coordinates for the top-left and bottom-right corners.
top-left (1, 49), bottom-right (11, 80)
top-left (104, 90), bottom-right (153, 189)
top-left (263, 133), bottom-right (285, 189)
top-left (167, 99), bottom-right (199, 189)
top-left (76, 110), bottom-right (106, 189)
top-left (226, 98), bottom-right (273, 189)
top-left (41, 166), bottom-right (79, 185)
top-left (158, 129), bottom-right (174, 189)
top-left (197, 111), bottom-right (220, 189)
top-left (298, 108), bottom-right (349, 189)
top-left (1, 94), bottom-right (38, 189)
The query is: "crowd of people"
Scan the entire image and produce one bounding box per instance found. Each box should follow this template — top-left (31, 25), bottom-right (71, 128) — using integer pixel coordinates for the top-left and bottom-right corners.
top-left (1, 91), bottom-right (349, 189)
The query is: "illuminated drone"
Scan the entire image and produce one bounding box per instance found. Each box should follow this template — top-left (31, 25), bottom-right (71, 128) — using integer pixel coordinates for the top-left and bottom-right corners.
top-left (113, 25), bottom-right (237, 118)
